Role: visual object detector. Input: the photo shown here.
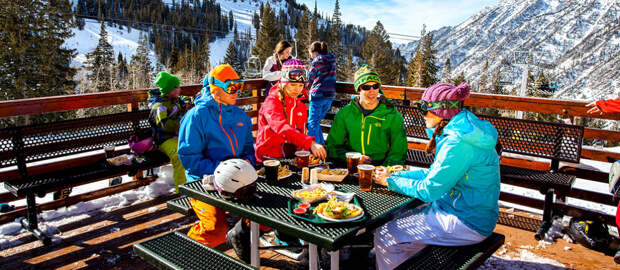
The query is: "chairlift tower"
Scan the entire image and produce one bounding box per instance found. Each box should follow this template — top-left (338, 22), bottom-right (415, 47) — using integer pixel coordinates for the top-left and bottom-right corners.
top-left (506, 50), bottom-right (557, 119)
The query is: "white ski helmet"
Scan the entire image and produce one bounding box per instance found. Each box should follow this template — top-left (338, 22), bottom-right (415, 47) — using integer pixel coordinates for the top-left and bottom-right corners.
top-left (213, 159), bottom-right (258, 200)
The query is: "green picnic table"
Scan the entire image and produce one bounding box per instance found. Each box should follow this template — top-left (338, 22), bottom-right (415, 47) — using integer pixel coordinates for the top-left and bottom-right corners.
top-left (179, 174), bottom-right (423, 270)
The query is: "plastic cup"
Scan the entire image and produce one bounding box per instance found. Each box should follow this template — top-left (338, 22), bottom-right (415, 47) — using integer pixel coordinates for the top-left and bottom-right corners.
top-left (263, 159), bottom-right (280, 184)
top-left (104, 145), bottom-right (115, 159)
top-left (293, 207), bottom-right (307, 216)
top-left (346, 152), bottom-right (362, 175)
top-left (357, 164), bottom-right (375, 192)
top-left (295, 150), bottom-right (311, 168)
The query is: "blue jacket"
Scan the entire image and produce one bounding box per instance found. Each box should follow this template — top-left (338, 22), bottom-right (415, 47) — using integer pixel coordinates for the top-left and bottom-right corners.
top-left (307, 53), bottom-right (337, 99)
top-left (177, 81), bottom-right (256, 182)
top-left (387, 109), bottom-right (500, 237)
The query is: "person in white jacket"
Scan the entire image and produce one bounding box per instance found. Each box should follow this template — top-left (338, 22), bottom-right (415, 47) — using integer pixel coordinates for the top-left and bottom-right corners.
top-left (262, 40), bottom-right (292, 95)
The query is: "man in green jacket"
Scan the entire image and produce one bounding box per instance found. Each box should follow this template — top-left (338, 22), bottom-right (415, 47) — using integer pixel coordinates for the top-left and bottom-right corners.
top-left (326, 65), bottom-right (407, 166)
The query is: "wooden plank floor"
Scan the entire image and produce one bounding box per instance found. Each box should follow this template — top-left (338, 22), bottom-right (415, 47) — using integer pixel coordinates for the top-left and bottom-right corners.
top-left (2, 195), bottom-right (619, 269)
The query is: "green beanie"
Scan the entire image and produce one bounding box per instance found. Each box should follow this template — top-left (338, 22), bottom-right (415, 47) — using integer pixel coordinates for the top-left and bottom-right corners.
top-left (353, 64), bottom-right (381, 92)
top-left (154, 71), bottom-right (181, 96)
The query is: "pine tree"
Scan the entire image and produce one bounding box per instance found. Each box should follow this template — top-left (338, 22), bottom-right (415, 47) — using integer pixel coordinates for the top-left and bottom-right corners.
top-left (361, 21), bottom-right (396, 85)
top-left (478, 60), bottom-right (489, 92)
top-left (441, 58), bottom-right (451, 82)
top-left (116, 52), bottom-right (129, 90)
top-left (129, 32), bottom-right (154, 89)
top-left (405, 25), bottom-right (438, 87)
top-left (85, 18), bottom-right (115, 93)
top-left (224, 41), bottom-right (242, 74)
top-left (295, 9), bottom-right (311, 61)
top-left (253, 2), bottom-right (280, 63)
top-left (451, 71), bottom-right (467, 86)
top-left (309, 1), bottom-right (319, 42)
top-left (490, 69), bottom-right (503, 95)
top-left (168, 44), bottom-right (179, 73)
top-left (344, 49), bottom-right (356, 82)
top-left (0, 1), bottom-right (76, 125)
top-left (331, 0), bottom-right (346, 81)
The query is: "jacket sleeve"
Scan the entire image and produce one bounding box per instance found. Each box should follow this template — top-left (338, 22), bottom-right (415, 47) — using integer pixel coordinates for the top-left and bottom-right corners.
top-left (307, 58), bottom-right (318, 87)
top-left (388, 138), bottom-right (473, 202)
top-left (326, 109), bottom-right (349, 163)
top-left (239, 116), bottom-right (256, 166)
top-left (152, 103), bottom-right (180, 134)
top-left (262, 57), bottom-right (282, 81)
top-left (386, 169), bottom-right (428, 194)
top-left (177, 111), bottom-right (218, 177)
top-left (596, 99), bottom-right (620, 114)
top-left (262, 97), bottom-right (314, 149)
top-left (383, 112), bottom-right (408, 166)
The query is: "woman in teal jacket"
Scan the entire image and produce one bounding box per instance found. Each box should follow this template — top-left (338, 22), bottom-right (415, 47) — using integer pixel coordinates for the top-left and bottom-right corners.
top-left (373, 83), bottom-right (500, 270)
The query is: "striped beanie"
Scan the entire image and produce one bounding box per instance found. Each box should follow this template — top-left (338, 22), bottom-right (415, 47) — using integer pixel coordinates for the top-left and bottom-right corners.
top-left (353, 64), bottom-right (381, 92)
top-left (280, 58), bottom-right (306, 83)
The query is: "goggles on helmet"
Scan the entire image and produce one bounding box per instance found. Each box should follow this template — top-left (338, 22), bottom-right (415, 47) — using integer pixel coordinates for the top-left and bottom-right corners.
top-left (209, 77), bottom-right (244, 95)
top-left (283, 69), bottom-right (307, 83)
top-left (414, 99), bottom-right (464, 115)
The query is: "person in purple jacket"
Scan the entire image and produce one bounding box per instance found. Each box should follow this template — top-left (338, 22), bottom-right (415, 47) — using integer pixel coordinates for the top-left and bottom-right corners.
top-left (306, 41), bottom-right (337, 145)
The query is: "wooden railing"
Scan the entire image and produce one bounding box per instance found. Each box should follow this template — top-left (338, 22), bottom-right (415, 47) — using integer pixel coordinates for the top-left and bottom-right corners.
top-left (0, 80), bottom-right (618, 227)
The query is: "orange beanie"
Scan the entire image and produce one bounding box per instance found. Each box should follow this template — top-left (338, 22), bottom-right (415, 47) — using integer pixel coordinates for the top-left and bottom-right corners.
top-left (209, 64), bottom-right (239, 92)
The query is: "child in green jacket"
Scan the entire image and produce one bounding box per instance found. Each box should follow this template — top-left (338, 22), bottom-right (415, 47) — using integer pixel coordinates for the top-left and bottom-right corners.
top-left (326, 65), bottom-right (407, 166)
top-left (149, 71), bottom-right (188, 192)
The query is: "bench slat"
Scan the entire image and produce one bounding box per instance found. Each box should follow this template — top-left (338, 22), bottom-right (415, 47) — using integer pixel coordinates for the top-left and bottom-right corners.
top-left (134, 231), bottom-right (256, 270)
top-left (167, 195), bottom-right (194, 216)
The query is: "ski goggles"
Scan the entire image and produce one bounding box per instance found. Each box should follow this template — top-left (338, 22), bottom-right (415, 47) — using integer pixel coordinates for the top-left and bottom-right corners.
top-left (413, 99), bottom-right (464, 115)
top-left (359, 83), bottom-right (381, 91)
top-left (283, 69), bottom-right (307, 83)
top-left (209, 77), bottom-right (244, 95)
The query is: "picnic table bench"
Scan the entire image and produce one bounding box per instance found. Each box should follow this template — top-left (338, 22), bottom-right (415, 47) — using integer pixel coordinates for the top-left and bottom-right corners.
top-left (136, 173), bottom-right (504, 270)
top-left (0, 110), bottom-right (170, 244)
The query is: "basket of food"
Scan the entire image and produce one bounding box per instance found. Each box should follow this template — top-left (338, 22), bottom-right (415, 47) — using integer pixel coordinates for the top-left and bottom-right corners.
top-left (106, 154), bottom-right (134, 166)
top-left (317, 168), bottom-right (348, 182)
top-left (291, 183), bottom-right (334, 204)
top-left (374, 165), bottom-right (405, 174)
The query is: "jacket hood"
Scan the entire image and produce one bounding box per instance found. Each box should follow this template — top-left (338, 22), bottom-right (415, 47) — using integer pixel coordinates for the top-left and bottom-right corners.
top-left (315, 53), bottom-right (336, 66)
top-left (442, 109), bottom-right (497, 150)
top-left (194, 82), bottom-right (217, 107)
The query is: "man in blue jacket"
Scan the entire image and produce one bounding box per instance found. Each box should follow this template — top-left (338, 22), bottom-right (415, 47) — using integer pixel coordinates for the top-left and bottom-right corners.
top-left (178, 64), bottom-right (254, 248)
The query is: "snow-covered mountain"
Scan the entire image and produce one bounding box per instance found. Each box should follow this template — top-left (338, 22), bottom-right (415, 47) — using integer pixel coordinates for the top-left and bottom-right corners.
top-left (398, 0), bottom-right (619, 101)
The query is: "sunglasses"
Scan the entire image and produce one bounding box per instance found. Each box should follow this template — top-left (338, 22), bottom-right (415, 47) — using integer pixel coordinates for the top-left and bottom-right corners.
top-left (209, 77), bottom-right (244, 95)
top-left (360, 83), bottom-right (381, 91)
top-left (284, 69), bottom-right (307, 82)
top-left (413, 99), bottom-right (464, 115)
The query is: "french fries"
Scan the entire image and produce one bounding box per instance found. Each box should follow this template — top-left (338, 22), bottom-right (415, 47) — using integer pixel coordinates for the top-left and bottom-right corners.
top-left (294, 187), bottom-right (327, 199)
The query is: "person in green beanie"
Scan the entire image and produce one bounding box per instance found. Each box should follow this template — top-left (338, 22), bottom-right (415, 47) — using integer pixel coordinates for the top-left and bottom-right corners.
top-left (326, 64), bottom-right (407, 166)
top-left (149, 71), bottom-right (189, 192)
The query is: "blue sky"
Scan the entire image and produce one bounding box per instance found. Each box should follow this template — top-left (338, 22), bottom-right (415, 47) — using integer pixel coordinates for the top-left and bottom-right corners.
top-left (296, 0), bottom-right (499, 43)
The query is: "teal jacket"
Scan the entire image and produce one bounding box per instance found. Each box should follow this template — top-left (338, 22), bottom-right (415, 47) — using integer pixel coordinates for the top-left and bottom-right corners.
top-left (387, 109), bottom-right (500, 237)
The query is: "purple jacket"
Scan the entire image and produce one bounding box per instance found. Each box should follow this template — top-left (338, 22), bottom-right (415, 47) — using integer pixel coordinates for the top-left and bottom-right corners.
top-left (307, 53), bottom-right (337, 99)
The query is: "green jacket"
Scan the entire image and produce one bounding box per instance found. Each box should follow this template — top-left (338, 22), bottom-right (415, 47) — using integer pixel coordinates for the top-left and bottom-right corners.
top-left (149, 95), bottom-right (184, 145)
top-left (326, 96), bottom-right (407, 166)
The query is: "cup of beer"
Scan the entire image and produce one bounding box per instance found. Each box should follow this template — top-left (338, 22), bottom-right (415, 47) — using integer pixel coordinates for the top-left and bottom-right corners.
top-left (263, 159), bottom-right (281, 184)
top-left (346, 152), bottom-right (362, 175)
top-left (295, 150), bottom-right (311, 168)
top-left (357, 164), bottom-right (374, 192)
top-left (104, 145), bottom-right (116, 159)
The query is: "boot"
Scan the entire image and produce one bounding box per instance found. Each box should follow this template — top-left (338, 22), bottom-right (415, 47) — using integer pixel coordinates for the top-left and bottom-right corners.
top-left (227, 219), bottom-right (251, 263)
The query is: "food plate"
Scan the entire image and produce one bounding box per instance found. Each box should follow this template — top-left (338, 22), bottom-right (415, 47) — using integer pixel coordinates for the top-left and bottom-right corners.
top-left (287, 194), bottom-right (367, 224)
top-left (317, 168), bottom-right (348, 182)
top-left (291, 183), bottom-right (334, 204)
top-left (257, 165), bottom-right (294, 180)
top-left (257, 171), bottom-right (293, 180)
top-left (317, 204), bottom-right (364, 222)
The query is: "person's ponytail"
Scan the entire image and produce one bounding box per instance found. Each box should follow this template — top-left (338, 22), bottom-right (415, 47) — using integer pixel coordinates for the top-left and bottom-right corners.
top-left (425, 120), bottom-right (449, 155)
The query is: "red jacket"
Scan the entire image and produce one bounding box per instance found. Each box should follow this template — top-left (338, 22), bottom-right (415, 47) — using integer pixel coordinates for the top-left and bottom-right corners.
top-left (596, 99), bottom-right (620, 113)
top-left (255, 84), bottom-right (314, 162)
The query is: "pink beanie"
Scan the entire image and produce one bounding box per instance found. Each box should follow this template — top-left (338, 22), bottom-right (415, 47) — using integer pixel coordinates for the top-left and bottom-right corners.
top-left (280, 58), bottom-right (306, 83)
top-left (421, 83), bottom-right (470, 119)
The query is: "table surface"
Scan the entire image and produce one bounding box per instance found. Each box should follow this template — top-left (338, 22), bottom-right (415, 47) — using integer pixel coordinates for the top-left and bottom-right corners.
top-left (179, 174), bottom-right (422, 251)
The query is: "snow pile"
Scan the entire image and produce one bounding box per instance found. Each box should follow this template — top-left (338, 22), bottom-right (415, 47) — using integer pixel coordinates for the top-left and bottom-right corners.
top-left (481, 250), bottom-right (566, 269)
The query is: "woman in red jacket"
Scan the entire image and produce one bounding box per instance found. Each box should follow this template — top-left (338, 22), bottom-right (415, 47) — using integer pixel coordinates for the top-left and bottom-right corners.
top-left (255, 58), bottom-right (326, 162)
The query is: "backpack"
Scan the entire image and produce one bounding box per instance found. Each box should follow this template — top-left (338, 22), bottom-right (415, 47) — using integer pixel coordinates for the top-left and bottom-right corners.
top-left (129, 128), bottom-right (154, 154)
top-left (567, 216), bottom-right (611, 252)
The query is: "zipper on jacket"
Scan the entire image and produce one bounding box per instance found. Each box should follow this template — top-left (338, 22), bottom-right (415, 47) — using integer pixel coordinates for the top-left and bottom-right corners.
top-left (229, 128), bottom-right (239, 150)
top-left (218, 105), bottom-right (236, 157)
top-left (452, 191), bottom-right (462, 209)
top-left (361, 116), bottom-right (366, 155)
top-left (367, 125), bottom-right (373, 145)
top-left (289, 99), bottom-right (297, 126)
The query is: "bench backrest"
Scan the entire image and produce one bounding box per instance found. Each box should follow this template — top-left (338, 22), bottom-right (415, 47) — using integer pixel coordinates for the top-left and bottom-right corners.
top-left (0, 110), bottom-right (151, 170)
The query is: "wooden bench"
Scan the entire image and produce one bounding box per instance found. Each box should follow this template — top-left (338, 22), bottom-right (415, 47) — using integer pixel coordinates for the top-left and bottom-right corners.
top-left (134, 231), bottom-right (256, 270)
top-left (0, 110), bottom-right (170, 244)
top-left (395, 233), bottom-right (505, 270)
top-left (394, 104), bottom-right (584, 239)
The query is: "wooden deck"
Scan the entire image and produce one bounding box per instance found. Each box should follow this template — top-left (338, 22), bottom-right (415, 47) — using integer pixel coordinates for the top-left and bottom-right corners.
top-left (1, 195), bottom-right (618, 269)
